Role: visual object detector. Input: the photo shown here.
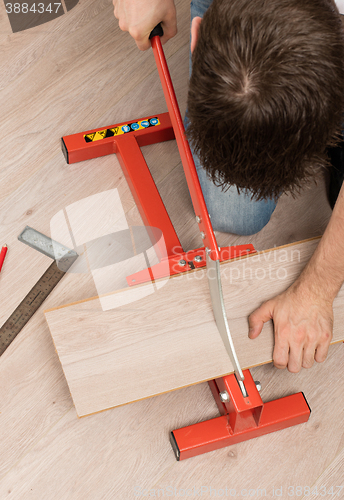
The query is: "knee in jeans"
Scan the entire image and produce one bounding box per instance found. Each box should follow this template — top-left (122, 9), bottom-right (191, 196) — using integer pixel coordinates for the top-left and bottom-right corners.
top-left (237, 213), bottom-right (272, 236)
top-left (209, 210), bottom-right (273, 236)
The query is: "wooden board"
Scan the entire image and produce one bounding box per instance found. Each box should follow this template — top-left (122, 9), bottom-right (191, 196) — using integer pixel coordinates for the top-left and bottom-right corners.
top-left (44, 238), bottom-right (344, 417)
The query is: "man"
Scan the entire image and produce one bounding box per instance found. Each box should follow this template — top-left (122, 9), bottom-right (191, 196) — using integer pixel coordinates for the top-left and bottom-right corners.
top-left (113, 0), bottom-right (344, 374)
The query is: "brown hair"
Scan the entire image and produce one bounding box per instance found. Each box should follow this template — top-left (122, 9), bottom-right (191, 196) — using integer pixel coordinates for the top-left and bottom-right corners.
top-left (187, 0), bottom-right (344, 200)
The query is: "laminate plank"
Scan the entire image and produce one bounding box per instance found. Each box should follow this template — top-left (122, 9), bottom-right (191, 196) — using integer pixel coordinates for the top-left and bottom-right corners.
top-left (44, 238), bottom-right (344, 417)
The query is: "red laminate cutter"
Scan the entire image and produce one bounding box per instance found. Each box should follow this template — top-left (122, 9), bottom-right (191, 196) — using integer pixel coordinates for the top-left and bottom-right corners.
top-left (61, 31), bottom-right (311, 460)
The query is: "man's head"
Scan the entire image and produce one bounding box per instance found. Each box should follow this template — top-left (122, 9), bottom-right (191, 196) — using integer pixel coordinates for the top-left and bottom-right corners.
top-left (187, 0), bottom-right (344, 200)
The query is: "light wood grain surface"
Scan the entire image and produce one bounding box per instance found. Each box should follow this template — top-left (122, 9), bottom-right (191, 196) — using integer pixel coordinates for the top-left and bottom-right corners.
top-left (1, 0), bottom-right (343, 497)
top-left (44, 239), bottom-right (344, 416)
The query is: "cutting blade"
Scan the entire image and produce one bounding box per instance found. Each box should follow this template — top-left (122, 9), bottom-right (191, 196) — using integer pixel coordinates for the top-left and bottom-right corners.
top-left (150, 33), bottom-right (246, 391)
top-left (206, 251), bottom-right (245, 384)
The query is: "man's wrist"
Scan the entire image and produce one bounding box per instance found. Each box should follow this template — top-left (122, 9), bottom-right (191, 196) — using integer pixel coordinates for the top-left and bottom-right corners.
top-left (296, 255), bottom-right (341, 304)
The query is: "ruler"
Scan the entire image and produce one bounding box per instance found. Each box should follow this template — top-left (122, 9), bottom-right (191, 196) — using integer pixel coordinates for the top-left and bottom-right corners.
top-left (0, 227), bottom-right (78, 357)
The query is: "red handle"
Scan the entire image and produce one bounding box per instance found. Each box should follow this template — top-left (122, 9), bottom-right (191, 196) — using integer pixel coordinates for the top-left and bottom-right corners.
top-left (150, 36), bottom-right (220, 261)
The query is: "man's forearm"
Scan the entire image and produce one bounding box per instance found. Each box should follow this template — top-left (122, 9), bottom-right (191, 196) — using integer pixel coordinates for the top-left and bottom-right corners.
top-left (298, 182), bottom-right (344, 301)
top-left (248, 181), bottom-right (344, 372)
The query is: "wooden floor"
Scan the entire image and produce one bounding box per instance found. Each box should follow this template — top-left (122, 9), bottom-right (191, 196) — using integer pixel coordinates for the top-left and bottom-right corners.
top-left (0, 0), bottom-right (343, 498)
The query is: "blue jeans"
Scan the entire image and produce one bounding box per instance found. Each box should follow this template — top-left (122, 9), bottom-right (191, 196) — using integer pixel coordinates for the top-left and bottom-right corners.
top-left (187, 0), bottom-right (277, 236)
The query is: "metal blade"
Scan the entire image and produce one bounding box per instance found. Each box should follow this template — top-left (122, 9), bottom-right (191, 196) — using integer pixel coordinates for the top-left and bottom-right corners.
top-left (206, 250), bottom-right (245, 385)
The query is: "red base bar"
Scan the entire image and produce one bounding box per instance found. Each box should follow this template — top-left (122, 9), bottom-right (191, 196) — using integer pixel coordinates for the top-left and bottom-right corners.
top-left (62, 112), bottom-right (174, 164)
top-left (171, 371), bottom-right (311, 461)
top-left (171, 394), bottom-right (310, 460)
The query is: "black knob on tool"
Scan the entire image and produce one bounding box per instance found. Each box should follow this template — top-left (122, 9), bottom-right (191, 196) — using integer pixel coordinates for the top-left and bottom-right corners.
top-left (149, 23), bottom-right (164, 39)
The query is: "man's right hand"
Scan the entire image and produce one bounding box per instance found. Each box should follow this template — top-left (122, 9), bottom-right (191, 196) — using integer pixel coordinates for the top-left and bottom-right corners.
top-left (113, 0), bottom-right (177, 51)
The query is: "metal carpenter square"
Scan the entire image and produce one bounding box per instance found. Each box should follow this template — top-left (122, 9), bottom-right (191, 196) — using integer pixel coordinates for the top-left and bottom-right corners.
top-left (18, 226), bottom-right (75, 261)
top-left (0, 262), bottom-right (66, 356)
top-left (0, 228), bottom-right (78, 357)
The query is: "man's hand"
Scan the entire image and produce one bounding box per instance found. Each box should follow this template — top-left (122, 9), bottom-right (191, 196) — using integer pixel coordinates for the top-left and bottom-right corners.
top-left (248, 280), bottom-right (333, 373)
top-left (248, 182), bottom-right (344, 373)
top-left (113, 0), bottom-right (177, 51)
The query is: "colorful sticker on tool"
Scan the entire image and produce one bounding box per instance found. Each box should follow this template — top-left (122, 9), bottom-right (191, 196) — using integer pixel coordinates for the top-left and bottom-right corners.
top-left (84, 117), bottom-right (161, 142)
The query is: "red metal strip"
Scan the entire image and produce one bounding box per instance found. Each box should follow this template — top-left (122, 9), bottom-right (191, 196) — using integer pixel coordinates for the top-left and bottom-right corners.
top-left (151, 36), bottom-right (220, 261)
top-left (115, 134), bottom-right (183, 257)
